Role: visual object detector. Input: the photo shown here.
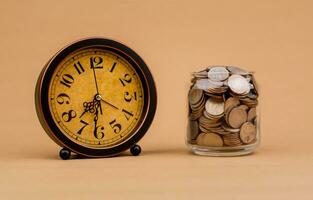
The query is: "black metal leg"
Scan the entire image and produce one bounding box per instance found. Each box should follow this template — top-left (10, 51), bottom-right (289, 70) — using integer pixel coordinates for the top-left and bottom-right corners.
top-left (130, 144), bottom-right (141, 156)
top-left (59, 148), bottom-right (71, 160)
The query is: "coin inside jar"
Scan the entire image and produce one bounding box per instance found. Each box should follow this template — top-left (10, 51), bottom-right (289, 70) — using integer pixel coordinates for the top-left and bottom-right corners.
top-left (240, 122), bottom-right (256, 144)
top-left (227, 66), bottom-right (250, 75)
top-left (227, 107), bottom-right (247, 129)
top-left (196, 132), bottom-right (223, 147)
top-left (189, 88), bottom-right (203, 105)
top-left (187, 120), bottom-right (199, 141)
top-left (205, 98), bottom-right (224, 116)
top-left (228, 74), bottom-right (250, 95)
top-left (247, 107), bottom-right (257, 122)
top-left (207, 66), bottom-right (229, 82)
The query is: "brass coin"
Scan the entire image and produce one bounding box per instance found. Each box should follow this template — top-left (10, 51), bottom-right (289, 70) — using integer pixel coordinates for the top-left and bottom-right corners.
top-left (240, 122), bottom-right (256, 144)
top-left (247, 107), bottom-right (257, 122)
top-left (224, 97), bottom-right (240, 114)
top-left (237, 104), bottom-right (249, 111)
top-left (196, 133), bottom-right (206, 145)
top-left (228, 107), bottom-right (248, 129)
top-left (221, 122), bottom-right (240, 133)
top-left (197, 132), bottom-right (223, 147)
top-left (188, 88), bottom-right (203, 105)
top-left (223, 132), bottom-right (243, 146)
top-left (187, 120), bottom-right (199, 141)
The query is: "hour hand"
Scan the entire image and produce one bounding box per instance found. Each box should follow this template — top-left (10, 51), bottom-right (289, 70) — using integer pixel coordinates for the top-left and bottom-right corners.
top-left (79, 100), bottom-right (97, 118)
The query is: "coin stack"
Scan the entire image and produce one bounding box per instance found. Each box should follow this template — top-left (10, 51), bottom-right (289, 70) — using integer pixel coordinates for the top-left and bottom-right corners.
top-left (187, 66), bottom-right (259, 148)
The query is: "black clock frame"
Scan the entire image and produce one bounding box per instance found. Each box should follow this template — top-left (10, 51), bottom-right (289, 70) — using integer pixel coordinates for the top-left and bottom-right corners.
top-left (36, 38), bottom-right (157, 157)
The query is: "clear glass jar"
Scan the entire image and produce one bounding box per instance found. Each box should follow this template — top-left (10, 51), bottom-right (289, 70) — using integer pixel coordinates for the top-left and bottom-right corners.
top-left (187, 66), bottom-right (260, 156)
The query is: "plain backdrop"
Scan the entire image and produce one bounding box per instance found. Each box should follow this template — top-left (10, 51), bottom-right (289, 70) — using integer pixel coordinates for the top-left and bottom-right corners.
top-left (1, 0), bottom-right (313, 199)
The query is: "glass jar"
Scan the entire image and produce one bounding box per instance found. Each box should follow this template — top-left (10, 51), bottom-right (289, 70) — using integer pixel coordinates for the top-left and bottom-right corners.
top-left (187, 66), bottom-right (260, 156)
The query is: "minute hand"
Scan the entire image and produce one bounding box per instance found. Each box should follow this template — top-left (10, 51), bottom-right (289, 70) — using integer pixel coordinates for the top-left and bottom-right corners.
top-left (101, 99), bottom-right (119, 110)
top-left (91, 64), bottom-right (103, 114)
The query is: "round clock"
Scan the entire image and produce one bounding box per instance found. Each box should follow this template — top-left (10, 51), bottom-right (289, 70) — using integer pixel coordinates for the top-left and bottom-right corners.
top-left (35, 38), bottom-right (157, 159)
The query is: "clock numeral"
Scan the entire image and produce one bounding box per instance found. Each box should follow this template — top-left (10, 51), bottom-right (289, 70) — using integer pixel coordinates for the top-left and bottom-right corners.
top-left (109, 119), bottom-right (122, 134)
top-left (124, 91), bottom-right (137, 102)
top-left (119, 74), bottom-right (132, 86)
top-left (90, 56), bottom-right (103, 69)
top-left (73, 61), bottom-right (85, 74)
top-left (110, 62), bottom-right (117, 72)
top-left (56, 93), bottom-right (70, 105)
top-left (77, 120), bottom-right (89, 135)
top-left (94, 126), bottom-right (105, 139)
top-left (122, 109), bottom-right (134, 121)
top-left (62, 110), bottom-right (76, 122)
top-left (60, 74), bottom-right (74, 88)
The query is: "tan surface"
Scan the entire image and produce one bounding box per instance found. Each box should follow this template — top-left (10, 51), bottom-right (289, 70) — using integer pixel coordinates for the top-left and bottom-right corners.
top-left (1, 0), bottom-right (313, 199)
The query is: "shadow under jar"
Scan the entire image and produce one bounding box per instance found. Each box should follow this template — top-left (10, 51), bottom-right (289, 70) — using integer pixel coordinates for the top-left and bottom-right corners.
top-left (187, 66), bottom-right (260, 156)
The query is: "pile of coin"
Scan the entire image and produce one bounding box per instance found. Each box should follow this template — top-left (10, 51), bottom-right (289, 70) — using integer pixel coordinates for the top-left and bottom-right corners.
top-left (187, 66), bottom-right (258, 147)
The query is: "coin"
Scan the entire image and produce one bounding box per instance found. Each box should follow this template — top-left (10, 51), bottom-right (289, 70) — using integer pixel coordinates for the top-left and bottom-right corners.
top-left (196, 133), bottom-right (206, 145)
top-left (228, 74), bottom-right (250, 95)
top-left (240, 122), bottom-right (256, 144)
top-left (247, 107), bottom-right (257, 122)
top-left (228, 107), bottom-right (248, 129)
top-left (207, 78), bottom-right (224, 87)
top-left (208, 66), bottom-right (229, 82)
top-left (223, 132), bottom-right (243, 146)
top-left (197, 132), bottom-right (223, 147)
top-left (224, 97), bottom-right (240, 113)
top-left (193, 70), bottom-right (208, 78)
top-left (240, 98), bottom-right (258, 107)
top-left (205, 98), bottom-right (224, 116)
top-left (227, 66), bottom-right (250, 75)
top-left (251, 74), bottom-right (259, 96)
top-left (189, 88), bottom-right (203, 105)
top-left (237, 104), bottom-right (249, 112)
top-left (187, 120), bottom-right (199, 141)
top-left (221, 121), bottom-right (240, 133)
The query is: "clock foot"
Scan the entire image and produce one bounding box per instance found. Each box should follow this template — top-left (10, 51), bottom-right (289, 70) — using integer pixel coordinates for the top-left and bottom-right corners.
top-left (130, 144), bottom-right (141, 156)
top-left (59, 148), bottom-right (71, 160)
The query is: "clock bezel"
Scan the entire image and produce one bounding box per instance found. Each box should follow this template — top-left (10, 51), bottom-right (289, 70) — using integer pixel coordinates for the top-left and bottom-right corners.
top-left (35, 38), bottom-right (157, 157)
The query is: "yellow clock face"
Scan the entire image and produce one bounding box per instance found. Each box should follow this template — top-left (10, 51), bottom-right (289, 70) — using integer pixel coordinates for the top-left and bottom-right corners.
top-left (48, 48), bottom-right (145, 149)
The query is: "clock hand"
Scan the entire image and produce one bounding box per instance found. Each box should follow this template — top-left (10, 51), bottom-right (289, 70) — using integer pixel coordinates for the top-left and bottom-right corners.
top-left (79, 98), bottom-right (100, 118)
top-left (100, 99), bottom-right (119, 110)
top-left (94, 94), bottom-right (103, 115)
top-left (79, 100), bottom-right (94, 118)
top-left (91, 64), bottom-right (103, 115)
top-left (93, 109), bottom-right (99, 137)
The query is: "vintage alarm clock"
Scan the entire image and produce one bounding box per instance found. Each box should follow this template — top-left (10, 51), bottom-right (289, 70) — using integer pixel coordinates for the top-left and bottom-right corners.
top-left (35, 38), bottom-right (157, 159)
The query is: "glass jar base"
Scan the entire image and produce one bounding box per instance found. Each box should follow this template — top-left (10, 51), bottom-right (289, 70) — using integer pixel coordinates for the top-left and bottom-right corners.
top-left (188, 143), bottom-right (258, 157)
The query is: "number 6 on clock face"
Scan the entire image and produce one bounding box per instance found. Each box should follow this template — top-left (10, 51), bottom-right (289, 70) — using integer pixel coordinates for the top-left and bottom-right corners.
top-left (35, 38), bottom-right (157, 157)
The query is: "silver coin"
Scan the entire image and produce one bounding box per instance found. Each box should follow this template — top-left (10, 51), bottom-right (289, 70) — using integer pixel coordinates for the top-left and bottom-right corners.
top-left (208, 66), bottom-right (229, 81)
top-left (228, 74), bottom-right (250, 94)
top-left (207, 79), bottom-right (224, 87)
top-left (205, 98), bottom-right (224, 116)
top-left (227, 66), bottom-right (250, 75)
top-left (194, 79), bottom-right (220, 90)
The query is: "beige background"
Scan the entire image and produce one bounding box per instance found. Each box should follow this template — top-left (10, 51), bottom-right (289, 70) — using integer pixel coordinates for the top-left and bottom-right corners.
top-left (1, 0), bottom-right (313, 199)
